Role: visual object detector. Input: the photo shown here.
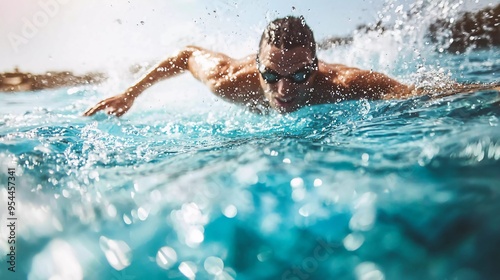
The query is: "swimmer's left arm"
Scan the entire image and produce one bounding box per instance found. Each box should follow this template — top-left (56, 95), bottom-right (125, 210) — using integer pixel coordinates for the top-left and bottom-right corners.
top-left (347, 69), bottom-right (500, 99)
top-left (414, 82), bottom-right (500, 98)
top-left (344, 69), bottom-right (415, 100)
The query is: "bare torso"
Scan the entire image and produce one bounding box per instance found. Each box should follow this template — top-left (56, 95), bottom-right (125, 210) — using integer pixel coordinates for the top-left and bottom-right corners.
top-left (202, 52), bottom-right (414, 106)
top-left (83, 46), bottom-right (417, 116)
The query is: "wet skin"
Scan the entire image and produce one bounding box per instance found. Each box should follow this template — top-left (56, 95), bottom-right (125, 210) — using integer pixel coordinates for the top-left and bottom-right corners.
top-left (84, 44), bottom-right (417, 117)
top-left (257, 44), bottom-right (319, 113)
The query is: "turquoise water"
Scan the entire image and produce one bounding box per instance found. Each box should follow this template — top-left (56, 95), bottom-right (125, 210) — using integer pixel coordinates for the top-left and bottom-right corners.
top-left (1, 47), bottom-right (500, 279)
top-left (2, 0), bottom-right (500, 270)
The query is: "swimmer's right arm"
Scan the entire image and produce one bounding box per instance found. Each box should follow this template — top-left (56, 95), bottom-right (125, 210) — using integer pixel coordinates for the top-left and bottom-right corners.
top-left (83, 46), bottom-right (235, 117)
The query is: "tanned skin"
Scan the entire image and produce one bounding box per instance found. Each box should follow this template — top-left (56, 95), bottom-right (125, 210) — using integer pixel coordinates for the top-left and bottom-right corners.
top-left (83, 44), bottom-right (495, 117)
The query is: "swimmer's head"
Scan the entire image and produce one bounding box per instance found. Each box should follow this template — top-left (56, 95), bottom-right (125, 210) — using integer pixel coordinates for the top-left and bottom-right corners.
top-left (257, 16), bottom-right (318, 113)
top-left (258, 16), bottom-right (316, 59)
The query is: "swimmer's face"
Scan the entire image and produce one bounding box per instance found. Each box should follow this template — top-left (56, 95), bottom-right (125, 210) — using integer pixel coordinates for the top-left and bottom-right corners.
top-left (257, 44), bottom-right (318, 113)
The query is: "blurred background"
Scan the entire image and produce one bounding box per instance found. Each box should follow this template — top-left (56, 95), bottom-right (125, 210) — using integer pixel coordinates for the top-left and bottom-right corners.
top-left (1, 1), bottom-right (500, 279)
top-left (0, 0), bottom-right (491, 74)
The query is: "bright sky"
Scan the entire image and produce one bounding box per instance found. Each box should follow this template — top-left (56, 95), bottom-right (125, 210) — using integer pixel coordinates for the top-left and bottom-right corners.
top-left (0, 0), bottom-right (491, 73)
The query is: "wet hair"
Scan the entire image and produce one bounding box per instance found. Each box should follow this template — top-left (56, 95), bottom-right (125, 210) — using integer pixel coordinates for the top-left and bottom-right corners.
top-left (258, 16), bottom-right (316, 58)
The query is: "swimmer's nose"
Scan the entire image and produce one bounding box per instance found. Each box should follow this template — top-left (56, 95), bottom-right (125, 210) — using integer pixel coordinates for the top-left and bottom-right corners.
top-left (276, 79), bottom-right (293, 97)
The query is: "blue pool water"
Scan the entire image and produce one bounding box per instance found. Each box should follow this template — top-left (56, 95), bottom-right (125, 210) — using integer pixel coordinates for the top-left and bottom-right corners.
top-left (2, 2), bottom-right (500, 278)
top-left (1, 47), bottom-right (500, 280)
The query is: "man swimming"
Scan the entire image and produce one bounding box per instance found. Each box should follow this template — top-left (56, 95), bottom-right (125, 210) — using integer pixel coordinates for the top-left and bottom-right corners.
top-left (83, 16), bottom-right (491, 117)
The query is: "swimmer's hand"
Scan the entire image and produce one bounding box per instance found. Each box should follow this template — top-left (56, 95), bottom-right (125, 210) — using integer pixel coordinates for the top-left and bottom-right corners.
top-left (83, 93), bottom-right (135, 117)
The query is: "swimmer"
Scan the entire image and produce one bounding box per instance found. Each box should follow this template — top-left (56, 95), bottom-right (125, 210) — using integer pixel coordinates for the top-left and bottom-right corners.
top-left (83, 16), bottom-right (497, 117)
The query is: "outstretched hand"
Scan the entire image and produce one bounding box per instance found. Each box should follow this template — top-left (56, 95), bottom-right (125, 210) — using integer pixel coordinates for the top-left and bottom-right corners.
top-left (83, 94), bottom-right (135, 117)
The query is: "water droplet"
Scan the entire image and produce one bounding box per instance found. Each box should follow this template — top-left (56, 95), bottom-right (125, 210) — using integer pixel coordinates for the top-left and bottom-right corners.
top-left (62, 189), bottom-right (70, 198)
top-left (313, 179), bottom-right (323, 187)
top-left (137, 207), bottom-right (149, 221)
top-left (123, 214), bottom-right (132, 225)
top-left (186, 226), bottom-right (204, 247)
top-left (489, 116), bottom-right (498, 126)
top-left (298, 206), bottom-right (309, 217)
top-left (179, 261), bottom-right (197, 279)
top-left (362, 153), bottom-right (369, 162)
top-left (343, 233), bottom-right (365, 251)
top-left (253, 244), bottom-right (272, 264)
top-left (204, 256), bottom-right (224, 275)
top-left (107, 204), bottom-right (117, 218)
top-left (156, 246), bottom-right (177, 270)
top-left (355, 262), bottom-right (385, 280)
top-left (89, 170), bottom-right (99, 180)
top-left (99, 236), bottom-right (132, 270)
top-left (223, 205), bottom-right (237, 218)
top-left (290, 177), bottom-right (304, 188)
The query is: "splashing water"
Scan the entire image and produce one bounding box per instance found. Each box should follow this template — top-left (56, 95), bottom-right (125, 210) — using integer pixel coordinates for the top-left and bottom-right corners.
top-left (1, 1), bottom-right (500, 279)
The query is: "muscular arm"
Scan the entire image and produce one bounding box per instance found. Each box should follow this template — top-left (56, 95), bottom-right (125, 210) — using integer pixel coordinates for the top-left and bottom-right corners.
top-left (345, 69), bottom-right (500, 100)
top-left (83, 46), bottom-right (261, 117)
top-left (329, 65), bottom-right (500, 101)
top-left (336, 66), bottom-right (415, 100)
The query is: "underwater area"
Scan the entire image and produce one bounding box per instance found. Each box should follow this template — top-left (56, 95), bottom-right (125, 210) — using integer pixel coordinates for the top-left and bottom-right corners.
top-left (1, 0), bottom-right (500, 279)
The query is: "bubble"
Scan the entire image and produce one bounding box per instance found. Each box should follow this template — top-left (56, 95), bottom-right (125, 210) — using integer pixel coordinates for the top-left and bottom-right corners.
top-left (156, 246), bottom-right (177, 270)
top-left (123, 214), bottom-right (132, 225)
top-left (204, 256), bottom-right (224, 275)
top-left (89, 170), bottom-right (99, 180)
top-left (313, 179), bottom-right (323, 187)
top-left (178, 202), bottom-right (208, 226)
top-left (290, 177), bottom-right (304, 188)
top-left (223, 205), bottom-right (238, 218)
top-left (186, 226), bottom-right (204, 247)
top-left (355, 262), bottom-right (385, 280)
top-left (99, 236), bottom-right (132, 271)
top-left (343, 233), bottom-right (365, 251)
top-left (362, 153), bottom-right (369, 162)
top-left (179, 261), bottom-right (197, 279)
top-left (488, 116), bottom-right (498, 126)
top-left (298, 206), bottom-right (310, 217)
top-left (107, 204), bottom-right (117, 218)
top-left (137, 207), bottom-right (150, 221)
top-left (257, 247), bottom-right (273, 262)
top-left (62, 189), bottom-right (70, 198)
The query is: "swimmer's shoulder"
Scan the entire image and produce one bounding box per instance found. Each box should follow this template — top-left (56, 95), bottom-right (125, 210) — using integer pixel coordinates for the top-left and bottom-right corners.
top-left (318, 61), bottom-right (366, 81)
top-left (318, 61), bottom-right (353, 73)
